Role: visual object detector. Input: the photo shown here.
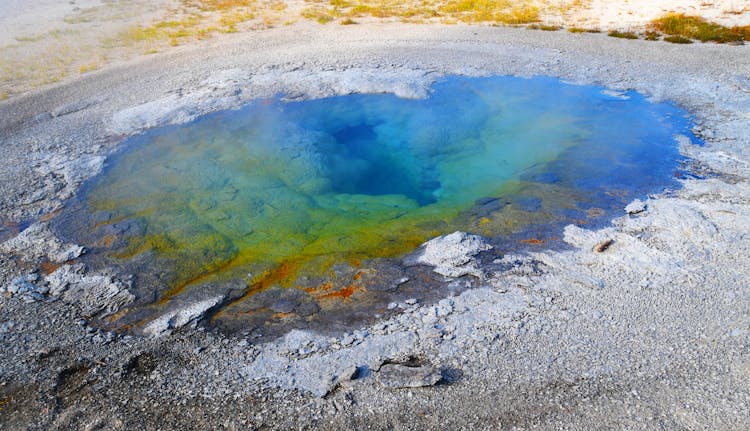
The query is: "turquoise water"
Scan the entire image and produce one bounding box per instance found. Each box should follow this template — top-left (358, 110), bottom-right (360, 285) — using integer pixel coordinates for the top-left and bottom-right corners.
top-left (64, 75), bottom-right (694, 332)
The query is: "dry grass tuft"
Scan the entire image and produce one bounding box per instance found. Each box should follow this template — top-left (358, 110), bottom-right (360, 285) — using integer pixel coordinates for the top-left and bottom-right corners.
top-left (644, 30), bottom-right (660, 41)
top-left (301, 6), bottom-right (338, 23)
top-left (567, 26), bottom-right (599, 33)
top-left (607, 29), bottom-right (638, 39)
top-left (649, 13), bottom-right (749, 43)
top-left (78, 62), bottom-right (100, 73)
top-left (296, 0), bottom-right (580, 25)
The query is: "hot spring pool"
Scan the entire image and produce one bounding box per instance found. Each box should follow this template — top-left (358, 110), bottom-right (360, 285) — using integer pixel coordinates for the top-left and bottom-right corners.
top-left (59, 75), bottom-right (696, 335)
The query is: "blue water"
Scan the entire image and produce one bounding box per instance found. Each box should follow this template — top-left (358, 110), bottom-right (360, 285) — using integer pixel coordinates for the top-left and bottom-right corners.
top-left (62, 75), bottom-right (696, 333)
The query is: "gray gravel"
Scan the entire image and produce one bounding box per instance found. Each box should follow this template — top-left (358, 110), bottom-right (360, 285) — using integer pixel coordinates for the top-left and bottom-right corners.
top-left (1, 22), bottom-right (749, 430)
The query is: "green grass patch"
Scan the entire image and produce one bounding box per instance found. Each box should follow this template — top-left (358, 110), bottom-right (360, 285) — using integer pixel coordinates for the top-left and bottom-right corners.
top-left (301, 6), bottom-right (339, 23)
top-left (301, 0), bottom-right (544, 25)
top-left (650, 13), bottom-right (750, 43)
top-left (644, 30), bottom-right (660, 41)
top-left (568, 27), bottom-right (600, 33)
top-left (608, 30), bottom-right (638, 39)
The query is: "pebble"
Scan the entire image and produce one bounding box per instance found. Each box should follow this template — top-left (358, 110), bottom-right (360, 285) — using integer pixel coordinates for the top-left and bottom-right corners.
top-left (0, 321), bottom-right (15, 334)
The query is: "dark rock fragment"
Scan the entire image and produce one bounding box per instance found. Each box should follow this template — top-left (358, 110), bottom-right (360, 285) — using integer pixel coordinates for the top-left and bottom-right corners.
top-left (376, 363), bottom-right (442, 388)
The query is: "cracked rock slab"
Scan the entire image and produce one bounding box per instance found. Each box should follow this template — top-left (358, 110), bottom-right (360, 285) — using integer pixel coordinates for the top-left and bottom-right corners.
top-left (45, 264), bottom-right (134, 318)
top-left (403, 231), bottom-right (492, 278)
top-left (0, 223), bottom-right (84, 263)
top-left (143, 295), bottom-right (225, 337)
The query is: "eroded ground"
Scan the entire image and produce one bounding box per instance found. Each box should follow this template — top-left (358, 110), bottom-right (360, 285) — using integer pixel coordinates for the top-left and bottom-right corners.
top-left (2, 1), bottom-right (749, 99)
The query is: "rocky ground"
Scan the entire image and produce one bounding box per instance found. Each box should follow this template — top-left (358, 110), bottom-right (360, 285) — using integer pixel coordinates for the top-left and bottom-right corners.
top-left (1, 22), bottom-right (750, 430)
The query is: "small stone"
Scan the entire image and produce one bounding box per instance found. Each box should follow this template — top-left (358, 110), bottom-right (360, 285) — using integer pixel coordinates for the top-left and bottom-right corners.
top-left (625, 200), bottom-right (647, 215)
top-left (593, 239), bottom-right (614, 253)
top-left (421, 313), bottom-right (438, 326)
top-left (396, 277), bottom-right (410, 286)
top-left (5, 274), bottom-right (38, 296)
top-left (0, 321), bottom-right (15, 333)
top-left (341, 334), bottom-right (355, 346)
top-left (377, 364), bottom-right (442, 389)
top-left (435, 299), bottom-right (454, 317)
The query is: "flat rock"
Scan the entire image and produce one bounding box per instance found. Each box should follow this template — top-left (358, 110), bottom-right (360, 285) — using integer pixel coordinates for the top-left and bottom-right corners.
top-left (45, 264), bottom-right (134, 318)
top-left (625, 199), bottom-right (647, 215)
top-left (403, 231), bottom-right (491, 278)
top-left (143, 295), bottom-right (225, 337)
top-left (376, 363), bottom-right (442, 388)
top-left (0, 223), bottom-right (84, 263)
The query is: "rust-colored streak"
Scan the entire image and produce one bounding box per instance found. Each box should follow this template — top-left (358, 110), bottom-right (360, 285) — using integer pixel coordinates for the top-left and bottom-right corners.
top-left (211, 259), bottom-right (303, 317)
top-left (304, 271), bottom-right (366, 302)
top-left (39, 209), bottom-right (62, 222)
top-left (2, 220), bottom-right (20, 234)
top-left (520, 238), bottom-right (545, 245)
top-left (158, 256), bottom-right (254, 305)
top-left (105, 307), bottom-right (130, 323)
top-left (38, 261), bottom-right (62, 275)
top-left (252, 260), bottom-right (299, 292)
top-left (317, 284), bottom-right (357, 300)
top-left (304, 282), bottom-right (334, 294)
top-left (98, 235), bottom-right (117, 248)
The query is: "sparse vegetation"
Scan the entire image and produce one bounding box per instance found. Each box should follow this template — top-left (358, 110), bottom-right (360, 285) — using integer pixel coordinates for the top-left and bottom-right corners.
top-left (15, 34), bottom-right (47, 43)
top-left (663, 35), bottom-right (693, 44)
top-left (529, 23), bottom-right (561, 31)
top-left (5, 1), bottom-right (750, 102)
top-left (644, 30), bottom-right (660, 41)
top-left (301, 6), bottom-right (338, 24)
top-left (0, 0), bottom-right (290, 98)
top-left (78, 62), bottom-right (100, 73)
top-left (0, 0), bottom-right (596, 99)
top-left (295, 0), bottom-right (591, 25)
top-left (649, 13), bottom-right (750, 43)
top-left (568, 27), bottom-right (599, 33)
top-left (117, 0), bottom-right (286, 48)
top-left (607, 29), bottom-right (638, 39)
